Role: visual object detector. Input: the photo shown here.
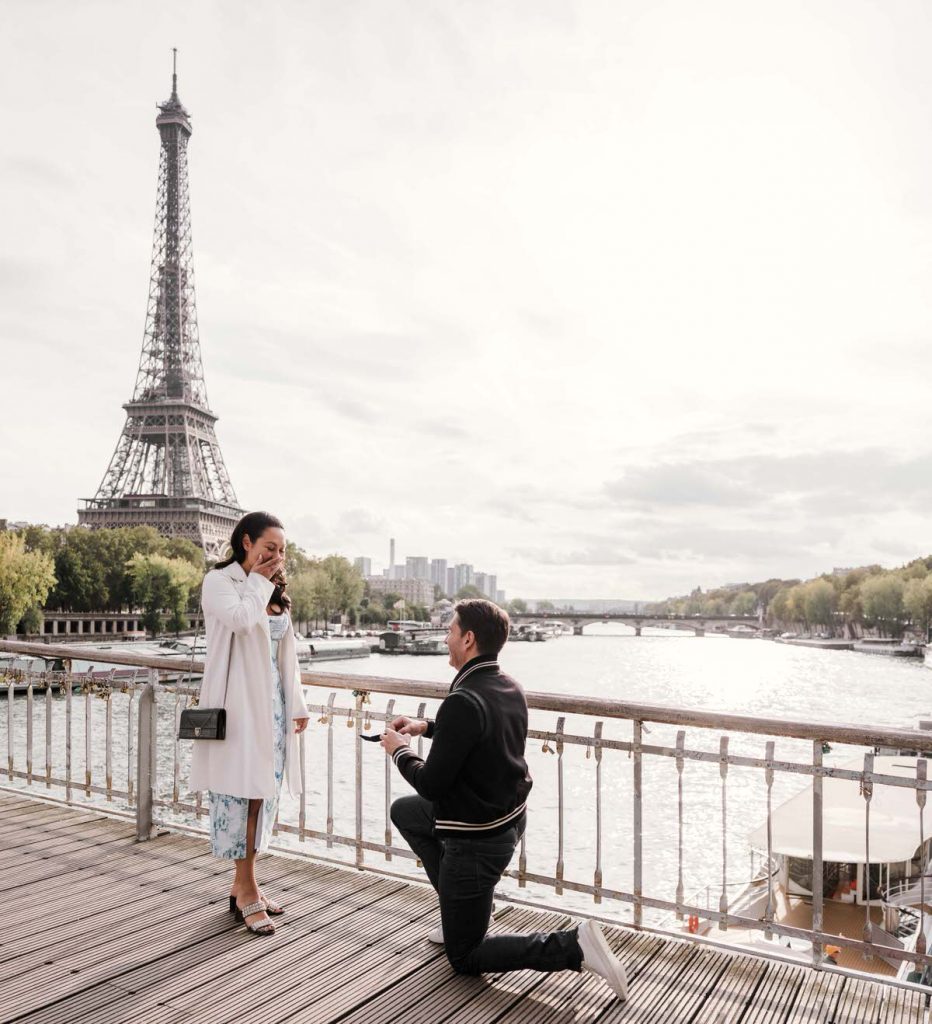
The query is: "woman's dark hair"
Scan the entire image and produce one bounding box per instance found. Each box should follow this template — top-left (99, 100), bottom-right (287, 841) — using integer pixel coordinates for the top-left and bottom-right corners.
top-left (269, 570), bottom-right (292, 613)
top-left (454, 599), bottom-right (510, 656)
top-left (214, 511), bottom-right (285, 570)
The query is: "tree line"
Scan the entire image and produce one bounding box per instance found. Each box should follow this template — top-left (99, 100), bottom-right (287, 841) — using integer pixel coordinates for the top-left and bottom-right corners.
top-left (0, 525), bottom-right (370, 638)
top-left (649, 556), bottom-right (932, 639)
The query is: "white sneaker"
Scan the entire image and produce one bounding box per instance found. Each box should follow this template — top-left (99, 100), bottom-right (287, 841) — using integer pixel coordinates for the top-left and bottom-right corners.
top-left (577, 919), bottom-right (628, 1001)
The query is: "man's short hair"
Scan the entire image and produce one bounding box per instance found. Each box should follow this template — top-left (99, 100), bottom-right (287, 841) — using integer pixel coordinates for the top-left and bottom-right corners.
top-left (455, 599), bottom-right (510, 656)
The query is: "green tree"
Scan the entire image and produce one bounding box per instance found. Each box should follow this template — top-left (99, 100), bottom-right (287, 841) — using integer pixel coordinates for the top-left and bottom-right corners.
top-left (803, 579), bottom-right (837, 633)
top-left (126, 553), bottom-right (202, 636)
top-left (785, 584), bottom-right (807, 628)
top-left (288, 572), bottom-right (318, 628)
top-left (508, 597), bottom-right (528, 614)
top-left (319, 555), bottom-right (364, 614)
top-left (902, 559), bottom-right (929, 582)
top-left (904, 575), bottom-right (932, 638)
top-left (44, 526), bottom-right (203, 612)
top-left (768, 587), bottom-right (792, 626)
top-left (729, 590), bottom-right (758, 617)
top-left (457, 584), bottom-right (484, 600)
top-left (285, 542), bottom-right (315, 578)
top-left (0, 533), bottom-right (56, 635)
top-left (17, 524), bottom-right (60, 558)
top-left (756, 579), bottom-right (785, 616)
top-left (861, 575), bottom-right (906, 636)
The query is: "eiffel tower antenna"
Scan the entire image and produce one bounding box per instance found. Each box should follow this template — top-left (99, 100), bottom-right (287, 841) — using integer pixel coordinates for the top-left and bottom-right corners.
top-left (78, 55), bottom-right (242, 559)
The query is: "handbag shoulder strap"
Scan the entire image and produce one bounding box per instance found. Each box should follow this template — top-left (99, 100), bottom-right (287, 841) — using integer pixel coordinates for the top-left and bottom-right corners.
top-left (186, 600), bottom-right (235, 709)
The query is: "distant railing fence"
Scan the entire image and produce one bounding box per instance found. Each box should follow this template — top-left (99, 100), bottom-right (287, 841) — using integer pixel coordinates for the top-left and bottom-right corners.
top-left (2, 638), bottom-right (932, 979)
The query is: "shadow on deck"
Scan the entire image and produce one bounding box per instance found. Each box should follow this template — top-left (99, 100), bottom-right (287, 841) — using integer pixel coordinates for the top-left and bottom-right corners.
top-left (0, 792), bottom-right (927, 1024)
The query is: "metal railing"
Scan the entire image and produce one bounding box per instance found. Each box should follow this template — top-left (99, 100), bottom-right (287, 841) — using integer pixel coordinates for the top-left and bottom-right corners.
top-left (3, 638), bottom-right (932, 980)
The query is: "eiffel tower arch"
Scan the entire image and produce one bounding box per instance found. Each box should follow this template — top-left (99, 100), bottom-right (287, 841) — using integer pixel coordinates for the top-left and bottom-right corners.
top-left (78, 54), bottom-right (242, 560)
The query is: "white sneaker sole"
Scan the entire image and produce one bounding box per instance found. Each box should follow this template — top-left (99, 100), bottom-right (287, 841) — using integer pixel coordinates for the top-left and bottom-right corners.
top-left (579, 920), bottom-right (628, 1001)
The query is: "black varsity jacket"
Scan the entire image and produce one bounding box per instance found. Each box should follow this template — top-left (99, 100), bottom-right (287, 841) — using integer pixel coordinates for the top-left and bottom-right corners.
top-left (391, 654), bottom-right (533, 838)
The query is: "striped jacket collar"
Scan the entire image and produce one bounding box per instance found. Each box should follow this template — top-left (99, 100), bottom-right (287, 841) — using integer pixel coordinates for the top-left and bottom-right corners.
top-left (450, 654), bottom-right (500, 691)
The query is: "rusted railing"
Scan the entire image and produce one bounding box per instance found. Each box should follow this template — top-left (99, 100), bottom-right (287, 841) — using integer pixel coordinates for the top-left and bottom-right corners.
top-left (2, 637), bottom-right (932, 982)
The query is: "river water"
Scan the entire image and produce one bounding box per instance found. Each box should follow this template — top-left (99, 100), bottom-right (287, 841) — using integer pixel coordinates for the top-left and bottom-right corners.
top-left (4, 627), bottom-right (930, 922)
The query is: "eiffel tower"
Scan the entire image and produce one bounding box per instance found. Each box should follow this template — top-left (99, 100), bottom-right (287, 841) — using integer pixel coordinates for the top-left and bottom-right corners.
top-left (79, 53), bottom-right (242, 559)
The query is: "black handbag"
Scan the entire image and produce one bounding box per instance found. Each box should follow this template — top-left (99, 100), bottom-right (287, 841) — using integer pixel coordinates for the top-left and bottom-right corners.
top-left (179, 706), bottom-right (226, 740)
top-left (178, 607), bottom-right (231, 741)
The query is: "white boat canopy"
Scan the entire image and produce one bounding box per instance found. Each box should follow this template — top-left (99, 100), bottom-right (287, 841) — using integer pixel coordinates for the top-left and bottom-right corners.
top-left (747, 756), bottom-right (926, 864)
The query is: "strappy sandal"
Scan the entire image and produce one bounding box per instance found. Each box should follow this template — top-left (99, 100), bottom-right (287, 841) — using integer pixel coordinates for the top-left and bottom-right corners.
top-left (235, 900), bottom-right (275, 936)
top-left (228, 894), bottom-right (285, 916)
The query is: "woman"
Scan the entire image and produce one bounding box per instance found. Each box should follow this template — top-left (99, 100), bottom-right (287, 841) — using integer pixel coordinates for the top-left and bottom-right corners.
top-left (190, 511), bottom-right (310, 935)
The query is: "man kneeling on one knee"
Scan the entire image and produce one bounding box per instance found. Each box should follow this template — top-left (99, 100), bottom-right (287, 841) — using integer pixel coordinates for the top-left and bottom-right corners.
top-left (380, 599), bottom-right (628, 999)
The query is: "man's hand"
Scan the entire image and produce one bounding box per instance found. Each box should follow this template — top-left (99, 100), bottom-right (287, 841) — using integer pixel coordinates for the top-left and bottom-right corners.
top-left (293, 716), bottom-right (309, 734)
top-left (390, 715), bottom-right (429, 737)
top-left (380, 727), bottom-right (410, 756)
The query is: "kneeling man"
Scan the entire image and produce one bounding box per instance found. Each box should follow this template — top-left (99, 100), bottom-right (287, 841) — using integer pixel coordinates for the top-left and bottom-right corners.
top-left (381, 599), bottom-right (627, 999)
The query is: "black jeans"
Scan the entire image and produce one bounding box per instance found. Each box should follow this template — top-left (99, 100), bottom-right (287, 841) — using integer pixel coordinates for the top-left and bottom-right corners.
top-left (391, 794), bottom-right (582, 976)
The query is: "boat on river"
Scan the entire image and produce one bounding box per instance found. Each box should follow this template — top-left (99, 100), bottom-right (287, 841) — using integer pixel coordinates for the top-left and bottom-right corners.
top-left (853, 639), bottom-right (923, 658)
top-left (509, 624), bottom-right (551, 642)
top-left (295, 636), bottom-right (370, 662)
top-left (717, 756), bottom-right (931, 980)
top-left (377, 623), bottom-right (447, 655)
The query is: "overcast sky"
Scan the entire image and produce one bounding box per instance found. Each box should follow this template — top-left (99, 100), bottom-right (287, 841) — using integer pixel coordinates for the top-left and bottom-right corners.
top-left (3, 0), bottom-right (932, 600)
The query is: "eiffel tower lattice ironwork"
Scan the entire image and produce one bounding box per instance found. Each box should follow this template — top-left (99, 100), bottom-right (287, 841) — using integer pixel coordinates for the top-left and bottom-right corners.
top-left (79, 53), bottom-right (242, 559)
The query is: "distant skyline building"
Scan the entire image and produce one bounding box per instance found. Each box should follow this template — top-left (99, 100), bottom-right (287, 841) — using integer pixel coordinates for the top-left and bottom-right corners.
top-left (359, 542), bottom-right (505, 603)
top-left (406, 556), bottom-right (430, 580)
top-left (366, 575), bottom-right (434, 607)
top-left (454, 563), bottom-right (473, 594)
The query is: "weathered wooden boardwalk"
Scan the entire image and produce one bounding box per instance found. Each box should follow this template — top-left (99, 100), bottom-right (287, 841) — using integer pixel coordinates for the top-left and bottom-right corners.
top-left (0, 792), bottom-right (927, 1024)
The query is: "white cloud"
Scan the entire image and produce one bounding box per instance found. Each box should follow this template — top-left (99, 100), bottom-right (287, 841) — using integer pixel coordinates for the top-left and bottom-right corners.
top-left (3, 0), bottom-right (932, 599)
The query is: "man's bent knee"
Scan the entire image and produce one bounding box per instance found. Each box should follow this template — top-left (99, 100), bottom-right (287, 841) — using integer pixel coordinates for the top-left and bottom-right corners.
top-left (390, 793), bottom-right (431, 832)
top-left (445, 946), bottom-right (481, 976)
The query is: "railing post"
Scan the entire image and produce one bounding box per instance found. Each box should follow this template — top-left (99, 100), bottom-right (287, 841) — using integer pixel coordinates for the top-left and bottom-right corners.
top-left (633, 718), bottom-right (643, 928)
top-left (26, 681), bottom-right (33, 784)
top-left (384, 698), bottom-right (395, 860)
top-left (555, 716), bottom-right (565, 895)
top-left (593, 721), bottom-right (604, 904)
top-left (719, 736), bottom-right (729, 930)
top-left (811, 740), bottom-right (824, 966)
top-left (354, 689), bottom-right (367, 869)
top-left (675, 729), bottom-right (685, 919)
top-left (65, 678), bottom-right (73, 804)
top-left (916, 759), bottom-right (927, 965)
top-left (6, 681), bottom-right (13, 781)
top-left (136, 669), bottom-right (157, 842)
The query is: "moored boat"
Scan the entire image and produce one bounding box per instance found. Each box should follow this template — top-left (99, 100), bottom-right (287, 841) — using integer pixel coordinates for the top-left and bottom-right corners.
top-left (716, 756), bottom-right (932, 979)
top-left (853, 639), bottom-right (923, 658)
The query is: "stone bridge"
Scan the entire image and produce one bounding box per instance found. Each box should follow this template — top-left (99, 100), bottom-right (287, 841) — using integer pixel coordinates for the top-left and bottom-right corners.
top-left (511, 611), bottom-right (759, 637)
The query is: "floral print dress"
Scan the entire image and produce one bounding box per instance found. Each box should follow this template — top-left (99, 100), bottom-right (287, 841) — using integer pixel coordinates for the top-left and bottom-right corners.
top-left (208, 613), bottom-right (288, 859)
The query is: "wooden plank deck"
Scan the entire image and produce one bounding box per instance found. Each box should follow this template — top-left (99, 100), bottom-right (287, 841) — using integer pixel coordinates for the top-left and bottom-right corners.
top-left (0, 791), bottom-right (927, 1024)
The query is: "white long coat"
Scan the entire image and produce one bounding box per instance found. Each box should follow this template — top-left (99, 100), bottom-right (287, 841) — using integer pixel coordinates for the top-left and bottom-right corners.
top-left (189, 561), bottom-right (310, 799)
